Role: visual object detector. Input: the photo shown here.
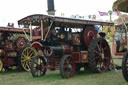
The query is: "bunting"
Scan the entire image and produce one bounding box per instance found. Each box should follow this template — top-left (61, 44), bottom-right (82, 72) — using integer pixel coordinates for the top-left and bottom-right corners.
top-left (98, 11), bottom-right (121, 16)
top-left (112, 10), bottom-right (121, 16)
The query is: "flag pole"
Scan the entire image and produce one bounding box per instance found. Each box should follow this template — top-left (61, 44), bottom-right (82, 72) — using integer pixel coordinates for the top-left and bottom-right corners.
top-left (108, 10), bottom-right (112, 22)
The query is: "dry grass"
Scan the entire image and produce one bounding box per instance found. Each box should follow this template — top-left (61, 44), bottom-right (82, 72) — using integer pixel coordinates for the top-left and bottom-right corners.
top-left (0, 59), bottom-right (127, 85)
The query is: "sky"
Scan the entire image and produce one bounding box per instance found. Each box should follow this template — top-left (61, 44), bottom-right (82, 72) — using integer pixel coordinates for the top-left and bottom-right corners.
top-left (0, 0), bottom-right (117, 27)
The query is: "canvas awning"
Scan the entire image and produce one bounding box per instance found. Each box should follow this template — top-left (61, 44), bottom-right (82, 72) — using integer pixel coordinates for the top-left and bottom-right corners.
top-left (112, 0), bottom-right (128, 12)
top-left (18, 14), bottom-right (114, 28)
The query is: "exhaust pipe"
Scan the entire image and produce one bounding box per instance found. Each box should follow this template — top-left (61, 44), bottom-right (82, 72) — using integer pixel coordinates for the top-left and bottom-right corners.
top-left (47, 0), bottom-right (55, 15)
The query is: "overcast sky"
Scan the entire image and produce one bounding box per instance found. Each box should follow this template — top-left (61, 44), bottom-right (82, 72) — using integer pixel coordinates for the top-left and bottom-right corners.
top-left (0, 0), bottom-right (116, 27)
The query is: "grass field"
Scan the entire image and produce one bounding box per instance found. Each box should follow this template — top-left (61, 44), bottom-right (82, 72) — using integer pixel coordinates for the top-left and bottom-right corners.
top-left (0, 59), bottom-right (127, 85)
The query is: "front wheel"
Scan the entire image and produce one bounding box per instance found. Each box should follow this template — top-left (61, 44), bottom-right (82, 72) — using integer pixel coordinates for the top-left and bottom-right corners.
top-left (18, 46), bottom-right (38, 71)
top-left (122, 51), bottom-right (128, 82)
top-left (30, 56), bottom-right (47, 77)
top-left (59, 55), bottom-right (76, 78)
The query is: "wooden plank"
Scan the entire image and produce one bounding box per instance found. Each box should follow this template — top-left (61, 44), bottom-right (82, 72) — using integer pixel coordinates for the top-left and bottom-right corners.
top-left (0, 27), bottom-right (29, 33)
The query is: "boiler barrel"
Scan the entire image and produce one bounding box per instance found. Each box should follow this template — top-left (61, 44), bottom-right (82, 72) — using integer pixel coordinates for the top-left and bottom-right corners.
top-left (43, 44), bottom-right (72, 57)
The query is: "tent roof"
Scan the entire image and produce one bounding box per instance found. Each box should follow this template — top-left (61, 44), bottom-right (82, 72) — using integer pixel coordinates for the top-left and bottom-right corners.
top-left (113, 0), bottom-right (128, 12)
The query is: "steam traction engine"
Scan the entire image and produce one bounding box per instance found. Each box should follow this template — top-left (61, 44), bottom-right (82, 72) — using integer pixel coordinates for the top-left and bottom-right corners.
top-left (0, 27), bottom-right (29, 71)
top-left (18, 14), bottom-right (114, 78)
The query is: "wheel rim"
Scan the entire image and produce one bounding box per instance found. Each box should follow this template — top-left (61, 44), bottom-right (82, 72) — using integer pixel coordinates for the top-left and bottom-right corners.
top-left (63, 56), bottom-right (75, 78)
top-left (31, 56), bottom-right (47, 77)
top-left (125, 57), bottom-right (128, 73)
top-left (95, 39), bottom-right (110, 72)
top-left (125, 56), bottom-right (128, 75)
top-left (21, 47), bottom-right (37, 71)
top-left (0, 58), bottom-right (3, 72)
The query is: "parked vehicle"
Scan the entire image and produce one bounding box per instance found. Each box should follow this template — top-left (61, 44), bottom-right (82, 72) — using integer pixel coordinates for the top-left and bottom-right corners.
top-left (0, 26), bottom-right (29, 71)
top-left (18, 14), bottom-right (114, 78)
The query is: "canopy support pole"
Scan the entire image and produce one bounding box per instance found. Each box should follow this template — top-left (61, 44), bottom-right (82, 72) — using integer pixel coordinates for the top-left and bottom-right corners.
top-left (41, 20), bottom-right (43, 40)
top-left (44, 20), bottom-right (53, 41)
top-left (30, 22), bottom-right (32, 41)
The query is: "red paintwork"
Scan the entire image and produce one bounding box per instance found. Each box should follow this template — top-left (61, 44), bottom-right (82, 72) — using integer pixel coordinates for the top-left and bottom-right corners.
top-left (115, 53), bottom-right (125, 56)
top-left (44, 47), bottom-right (53, 57)
top-left (63, 45), bottom-right (72, 54)
top-left (4, 42), bottom-right (15, 52)
top-left (83, 26), bottom-right (98, 47)
top-left (16, 37), bottom-right (28, 51)
top-left (2, 57), bottom-right (16, 67)
top-left (33, 27), bottom-right (49, 39)
top-left (72, 52), bottom-right (81, 63)
top-left (31, 41), bottom-right (43, 50)
top-left (48, 57), bottom-right (60, 71)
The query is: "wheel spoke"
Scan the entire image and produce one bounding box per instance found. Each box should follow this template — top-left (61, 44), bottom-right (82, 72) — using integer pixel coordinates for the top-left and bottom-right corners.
top-left (26, 62), bottom-right (30, 68)
top-left (29, 52), bottom-right (34, 57)
top-left (95, 51), bottom-right (101, 58)
top-left (21, 58), bottom-right (27, 62)
top-left (28, 50), bottom-right (34, 56)
top-left (27, 49), bottom-right (31, 56)
top-left (97, 60), bottom-right (104, 71)
top-left (97, 44), bottom-right (102, 52)
top-left (22, 54), bottom-right (27, 58)
top-left (23, 62), bottom-right (26, 68)
top-left (65, 59), bottom-right (69, 64)
top-left (103, 46), bottom-right (108, 50)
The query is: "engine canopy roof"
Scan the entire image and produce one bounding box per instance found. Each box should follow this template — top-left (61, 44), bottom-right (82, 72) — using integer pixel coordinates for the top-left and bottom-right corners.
top-left (18, 14), bottom-right (114, 28)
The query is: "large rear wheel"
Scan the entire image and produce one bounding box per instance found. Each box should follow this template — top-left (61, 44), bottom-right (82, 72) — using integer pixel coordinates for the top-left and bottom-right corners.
top-left (30, 56), bottom-right (47, 77)
top-left (59, 55), bottom-right (76, 78)
top-left (88, 38), bottom-right (111, 72)
top-left (122, 51), bottom-right (128, 82)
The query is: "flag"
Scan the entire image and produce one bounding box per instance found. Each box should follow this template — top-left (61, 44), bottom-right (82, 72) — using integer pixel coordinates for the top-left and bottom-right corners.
top-left (98, 11), bottom-right (108, 16)
top-left (112, 10), bottom-right (121, 16)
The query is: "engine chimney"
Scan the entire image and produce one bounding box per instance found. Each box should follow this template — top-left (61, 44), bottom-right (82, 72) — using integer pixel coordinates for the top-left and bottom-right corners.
top-left (47, 0), bottom-right (55, 15)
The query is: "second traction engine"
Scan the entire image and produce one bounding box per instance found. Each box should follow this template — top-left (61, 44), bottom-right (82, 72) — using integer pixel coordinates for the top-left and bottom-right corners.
top-left (0, 31), bottom-right (28, 71)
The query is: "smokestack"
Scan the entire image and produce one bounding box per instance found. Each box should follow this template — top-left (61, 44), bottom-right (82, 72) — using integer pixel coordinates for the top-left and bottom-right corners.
top-left (47, 0), bottom-right (55, 15)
